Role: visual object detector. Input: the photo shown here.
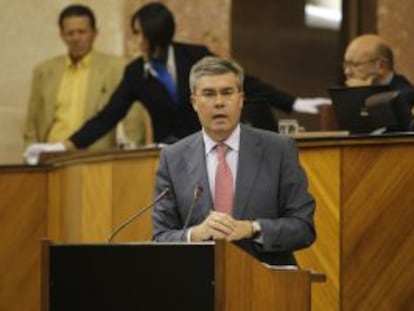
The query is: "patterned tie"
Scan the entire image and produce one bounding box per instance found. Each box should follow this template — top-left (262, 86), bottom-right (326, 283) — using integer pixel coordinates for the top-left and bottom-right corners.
top-left (214, 144), bottom-right (233, 214)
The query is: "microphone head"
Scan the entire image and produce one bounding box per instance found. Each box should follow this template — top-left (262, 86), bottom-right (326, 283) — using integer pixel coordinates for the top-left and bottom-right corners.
top-left (161, 187), bottom-right (171, 199)
top-left (153, 187), bottom-right (171, 204)
top-left (195, 185), bottom-right (203, 198)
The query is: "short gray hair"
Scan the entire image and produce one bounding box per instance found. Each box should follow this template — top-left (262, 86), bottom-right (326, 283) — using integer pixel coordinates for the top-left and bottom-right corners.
top-left (189, 56), bottom-right (244, 93)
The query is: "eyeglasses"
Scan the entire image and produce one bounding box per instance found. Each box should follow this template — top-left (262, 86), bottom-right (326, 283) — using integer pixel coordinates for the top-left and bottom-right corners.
top-left (195, 88), bottom-right (240, 103)
top-left (342, 58), bottom-right (378, 69)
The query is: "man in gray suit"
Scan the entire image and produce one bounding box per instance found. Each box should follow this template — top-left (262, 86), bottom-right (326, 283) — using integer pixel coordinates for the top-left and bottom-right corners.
top-left (153, 56), bottom-right (315, 265)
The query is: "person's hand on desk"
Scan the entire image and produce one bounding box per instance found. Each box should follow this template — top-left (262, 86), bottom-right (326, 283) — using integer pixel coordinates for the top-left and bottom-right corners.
top-left (190, 211), bottom-right (256, 242)
top-left (23, 140), bottom-right (76, 165)
top-left (293, 97), bottom-right (332, 114)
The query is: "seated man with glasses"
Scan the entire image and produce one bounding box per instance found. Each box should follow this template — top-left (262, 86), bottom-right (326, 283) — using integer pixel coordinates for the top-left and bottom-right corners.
top-left (343, 34), bottom-right (414, 112)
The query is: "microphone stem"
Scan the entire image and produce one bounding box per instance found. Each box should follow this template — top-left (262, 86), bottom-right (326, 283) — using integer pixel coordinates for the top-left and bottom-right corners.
top-left (181, 186), bottom-right (201, 241)
top-left (107, 188), bottom-right (169, 243)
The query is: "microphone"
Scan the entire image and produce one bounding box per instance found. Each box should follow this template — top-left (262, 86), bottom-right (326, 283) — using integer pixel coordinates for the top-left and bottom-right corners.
top-left (107, 188), bottom-right (170, 243)
top-left (181, 185), bottom-right (203, 240)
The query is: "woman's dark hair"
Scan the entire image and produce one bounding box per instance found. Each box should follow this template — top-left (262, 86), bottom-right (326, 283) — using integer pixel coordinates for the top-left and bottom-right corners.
top-left (58, 4), bottom-right (96, 30)
top-left (131, 2), bottom-right (175, 57)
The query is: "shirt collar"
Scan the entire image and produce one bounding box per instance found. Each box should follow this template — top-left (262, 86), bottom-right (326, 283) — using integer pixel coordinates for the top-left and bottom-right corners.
top-left (143, 45), bottom-right (176, 80)
top-left (64, 51), bottom-right (92, 69)
top-left (382, 72), bottom-right (394, 85)
top-left (203, 124), bottom-right (241, 155)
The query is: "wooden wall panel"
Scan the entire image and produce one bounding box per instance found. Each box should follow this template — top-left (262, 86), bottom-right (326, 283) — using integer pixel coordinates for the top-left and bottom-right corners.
top-left (81, 163), bottom-right (113, 241)
top-left (0, 170), bottom-right (46, 311)
top-left (111, 156), bottom-right (159, 242)
top-left (46, 170), bottom-right (62, 241)
top-left (297, 148), bottom-right (340, 311)
top-left (341, 144), bottom-right (414, 310)
top-left (48, 164), bottom-right (113, 242)
top-left (58, 166), bottom-right (83, 241)
top-left (46, 153), bottom-right (159, 243)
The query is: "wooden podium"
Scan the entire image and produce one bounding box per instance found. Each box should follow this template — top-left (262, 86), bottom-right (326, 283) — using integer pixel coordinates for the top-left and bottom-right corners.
top-left (41, 240), bottom-right (322, 311)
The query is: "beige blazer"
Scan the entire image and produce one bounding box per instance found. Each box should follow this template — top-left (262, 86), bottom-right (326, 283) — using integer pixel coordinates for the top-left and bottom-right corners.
top-left (23, 51), bottom-right (151, 150)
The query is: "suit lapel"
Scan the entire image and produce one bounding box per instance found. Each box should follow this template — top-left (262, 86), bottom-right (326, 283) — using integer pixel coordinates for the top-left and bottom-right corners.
top-left (43, 58), bottom-right (65, 131)
top-left (233, 126), bottom-right (263, 218)
top-left (183, 133), bottom-right (213, 220)
top-left (85, 52), bottom-right (104, 118)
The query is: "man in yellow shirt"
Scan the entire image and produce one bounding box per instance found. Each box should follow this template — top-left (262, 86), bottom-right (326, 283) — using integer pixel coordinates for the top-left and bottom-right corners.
top-left (23, 4), bottom-right (150, 154)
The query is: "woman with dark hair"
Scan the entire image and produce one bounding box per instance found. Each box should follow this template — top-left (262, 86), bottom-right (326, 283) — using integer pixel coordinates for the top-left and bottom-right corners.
top-left (25, 2), bottom-right (329, 159)
top-left (70, 2), bottom-right (216, 146)
top-left (131, 2), bottom-right (175, 59)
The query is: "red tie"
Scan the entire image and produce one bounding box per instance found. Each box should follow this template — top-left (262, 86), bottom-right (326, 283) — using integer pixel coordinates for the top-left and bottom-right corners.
top-left (214, 144), bottom-right (233, 214)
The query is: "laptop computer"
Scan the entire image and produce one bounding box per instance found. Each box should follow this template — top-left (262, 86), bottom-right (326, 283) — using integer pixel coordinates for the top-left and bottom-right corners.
top-left (328, 85), bottom-right (391, 133)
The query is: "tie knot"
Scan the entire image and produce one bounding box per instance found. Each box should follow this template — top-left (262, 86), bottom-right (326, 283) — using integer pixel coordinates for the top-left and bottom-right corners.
top-left (216, 143), bottom-right (229, 161)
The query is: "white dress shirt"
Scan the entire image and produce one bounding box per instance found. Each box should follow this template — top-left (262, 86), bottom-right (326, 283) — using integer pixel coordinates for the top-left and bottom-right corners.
top-left (143, 45), bottom-right (177, 83)
top-left (186, 125), bottom-right (240, 241)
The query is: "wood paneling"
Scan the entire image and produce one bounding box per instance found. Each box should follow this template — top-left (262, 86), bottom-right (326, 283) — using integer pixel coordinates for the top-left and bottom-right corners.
top-left (378, 0), bottom-right (414, 84)
top-left (0, 170), bottom-right (46, 311)
top-left (46, 151), bottom-right (159, 243)
top-left (215, 241), bottom-right (312, 311)
top-left (297, 148), bottom-right (341, 311)
top-left (296, 138), bottom-right (414, 311)
top-left (342, 144), bottom-right (414, 310)
top-left (111, 156), bottom-right (159, 242)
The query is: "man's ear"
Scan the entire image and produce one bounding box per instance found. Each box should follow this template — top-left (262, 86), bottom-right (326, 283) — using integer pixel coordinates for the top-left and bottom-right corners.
top-left (191, 95), bottom-right (198, 111)
top-left (375, 57), bottom-right (386, 70)
top-left (239, 92), bottom-right (245, 108)
top-left (374, 58), bottom-right (388, 78)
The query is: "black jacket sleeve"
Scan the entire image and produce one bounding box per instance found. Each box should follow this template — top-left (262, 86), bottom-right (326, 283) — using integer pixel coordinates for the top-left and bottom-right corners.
top-left (243, 74), bottom-right (296, 113)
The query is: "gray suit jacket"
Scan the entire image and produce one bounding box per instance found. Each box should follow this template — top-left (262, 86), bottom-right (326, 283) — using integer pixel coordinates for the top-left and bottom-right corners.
top-left (153, 125), bottom-right (315, 265)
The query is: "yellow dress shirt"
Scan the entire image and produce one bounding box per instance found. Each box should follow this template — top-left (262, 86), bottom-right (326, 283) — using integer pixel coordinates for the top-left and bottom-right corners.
top-left (47, 53), bottom-right (91, 142)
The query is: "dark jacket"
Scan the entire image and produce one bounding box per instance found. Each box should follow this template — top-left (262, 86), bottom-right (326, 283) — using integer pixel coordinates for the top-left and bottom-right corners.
top-left (389, 73), bottom-right (414, 108)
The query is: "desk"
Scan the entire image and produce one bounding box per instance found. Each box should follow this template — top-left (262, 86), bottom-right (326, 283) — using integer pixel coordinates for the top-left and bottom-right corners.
top-left (296, 133), bottom-right (414, 310)
top-left (1, 134), bottom-right (414, 310)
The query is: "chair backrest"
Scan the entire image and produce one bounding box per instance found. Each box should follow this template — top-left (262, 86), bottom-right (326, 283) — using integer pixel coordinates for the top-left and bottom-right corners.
top-left (365, 90), bottom-right (412, 131)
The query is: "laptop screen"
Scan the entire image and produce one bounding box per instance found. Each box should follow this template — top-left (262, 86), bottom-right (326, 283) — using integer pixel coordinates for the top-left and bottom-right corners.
top-left (328, 85), bottom-right (391, 133)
